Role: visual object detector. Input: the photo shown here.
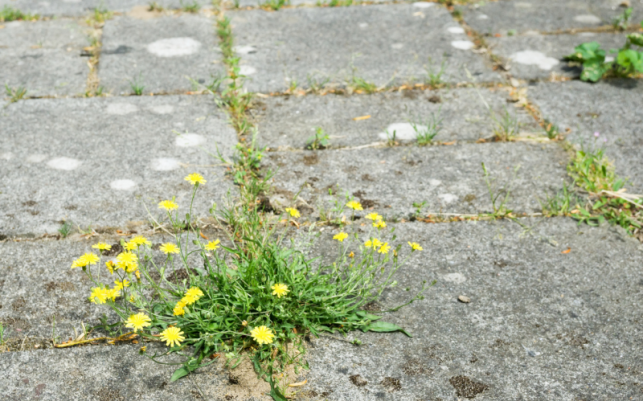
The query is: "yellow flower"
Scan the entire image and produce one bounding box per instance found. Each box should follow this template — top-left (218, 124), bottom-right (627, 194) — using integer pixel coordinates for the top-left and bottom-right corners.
top-left (158, 200), bottom-right (179, 211)
top-left (114, 279), bottom-right (130, 291)
top-left (408, 242), bottom-right (423, 252)
top-left (92, 242), bottom-right (111, 251)
top-left (373, 220), bottom-right (386, 229)
top-left (105, 260), bottom-right (115, 274)
top-left (346, 201), bottom-right (363, 211)
top-left (271, 283), bottom-right (289, 298)
top-left (364, 238), bottom-right (382, 249)
top-left (124, 241), bottom-right (138, 251)
top-left (129, 295), bottom-right (136, 303)
top-left (160, 327), bottom-right (185, 347)
top-left (183, 287), bottom-right (204, 305)
top-left (116, 252), bottom-right (138, 272)
top-left (89, 287), bottom-right (108, 304)
top-left (173, 300), bottom-right (186, 316)
top-left (135, 270), bottom-right (141, 280)
top-left (185, 173), bottom-right (206, 186)
top-left (365, 213), bottom-right (382, 221)
top-left (125, 313), bottom-right (151, 333)
top-left (333, 232), bottom-right (348, 242)
top-left (285, 207), bottom-right (300, 218)
top-left (250, 326), bottom-right (275, 345)
top-left (204, 240), bottom-right (220, 251)
top-left (160, 243), bottom-right (180, 254)
top-left (378, 242), bottom-right (391, 254)
top-left (106, 287), bottom-right (120, 301)
top-left (131, 236), bottom-right (151, 247)
top-left (348, 251), bottom-right (355, 258)
top-left (71, 253), bottom-right (100, 269)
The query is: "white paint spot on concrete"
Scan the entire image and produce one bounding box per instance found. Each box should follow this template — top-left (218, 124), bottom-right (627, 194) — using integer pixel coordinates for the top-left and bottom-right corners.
top-left (233, 45), bottom-right (257, 54)
top-left (391, 43), bottom-right (404, 50)
top-left (26, 154), bottom-right (47, 163)
top-left (377, 123), bottom-right (423, 141)
top-left (574, 14), bottom-right (601, 24)
top-left (359, 22), bottom-right (368, 29)
top-left (442, 273), bottom-right (466, 284)
top-left (510, 50), bottom-right (559, 70)
top-left (438, 193), bottom-right (458, 203)
top-left (412, 2), bottom-right (435, 8)
top-left (149, 105), bottom-right (174, 114)
top-left (110, 179), bottom-right (137, 191)
top-left (451, 40), bottom-right (474, 50)
top-left (447, 27), bottom-right (465, 34)
top-left (429, 179), bottom-right (442, 187)
top-left (239, 65), bottom-right (257, 75)
top-left (106, 103), bottom-right (139, 115)
top-left (1, 152), bottom-right (14, 160)
top-left (151, 158), bottom-right (182, 171)
top-left (477, 14), bottom-right (489, 20)
top-left (47, 157), bottom-right (81, 171)
top-left (175, 134), bottom-right (205, 147)
top-left (147, 37), bottom-right (201, 57)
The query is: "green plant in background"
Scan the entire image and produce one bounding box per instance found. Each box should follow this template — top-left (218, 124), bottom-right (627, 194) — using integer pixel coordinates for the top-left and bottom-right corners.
top-left (491, 108), bottom-right (519, 141)
top-left (613, 7), bottom-right (633, 31)
top-left (481, 163), bottom-right (519, 217)
top-left (148, 2), bottom-right (165, 11)
top-left (543, 119), bottom-right (560, 140)
top-left (306, 127), bottom-right (330, 150)
top-left (58, 220), bottom-right (73, 238)
top-left (412, 108), bottom-right (443, 146)
top-left (129, 75), bottom-right (145, 96)
top-left (306, 74), bottom-right (330, 93)
top-left (425, 57), bottom-right (447, 86)
top-left (90, 3), bottom-right (113, 24)
top-left (565, 22), bottom-right (643, 82)
top-left (540, 183), bottom-right (582, 217)
top-left (385, 129), bottom-right (398, 146)
top-left (262, 0), bottom-right (289, 11)
top-left (181, 0), bottom-right (201, 12)
top-left (327, 0), bottom-right (353, 7)
top-left (0, 6), bottom-right (38, 21)
top-left (5, 85), bottom-right (27, 103)
top-left (347, 75), bottom-right (377, 94)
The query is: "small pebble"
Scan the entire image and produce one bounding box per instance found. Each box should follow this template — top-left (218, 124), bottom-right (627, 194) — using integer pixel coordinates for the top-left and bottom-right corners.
top-left (458, 295), bottom-right (471, 303)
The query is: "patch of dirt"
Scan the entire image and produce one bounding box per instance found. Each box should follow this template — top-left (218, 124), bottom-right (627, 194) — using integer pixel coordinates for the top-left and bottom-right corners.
top-left (360, 174), bottom-right (374, 182)
top-left (11, 297), bottom-right (26, 311)
top-left (22, 200), bottom-right (37, 207)
top-left (166, 268), bottom-right (199, 285)
top-left (361, 199), bottom-right (378, 209)
top-left (403, 90), bottom-right (418, 99)
top-left (490, 339), bottom-right (511, 349)
top-left (352, 190), bottom-right (366, 199)
top-left (0, 337), bottom-right (51, 352)
top-left (402, 359), bottom-right (431, 376)
top-left (381, 377), bottom-right (401, 392)
top-left (428, 95), bottom-right (442, 103)
top-left (449, 375), bottom-right (488, 399)
top-left (44, 281), bottom-right (75, 293)
top-left (64, 205), bottom-right (77, 210)
top-left (302, 154), bottom-right (319, 166)
top-left (349, 374), bottom-right (368, 387)
top-left (128, 5), bottom-right (162, 19)
top-left (103, 243), bottom-right (123, 256)
top-left (463, 194), bottom-right (477, 203)
top-left (96, 387), bottom-right (125, 401)
top-left (362, 301), bottom-right (381, 312)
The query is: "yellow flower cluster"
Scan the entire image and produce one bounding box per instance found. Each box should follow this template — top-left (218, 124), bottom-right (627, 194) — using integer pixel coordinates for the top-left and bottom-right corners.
top-left (89, 286), bottom-right (121, 304)
top-left (116, 252), bottom-right (139, 273)
top-left (250, 326), bottom-right (274, 345)
top-left (71, 253), bottom-right (100, 269)
top-left (160, 243), bottom-right (180, 254)
top-left (173, 287), bottom-right (204, 316)
top-left (91, 242), bottom-right (111, 251)
top-left (365, 238), bottom-right (390, 254)
top-left (271, 283), bottom-right (289, 298)
top-left (366, 212), bottom-right (386, 229)
top-left (408, 242), bottom-right (423, 251)
top-left (125, 236), bottom-right (151, 251)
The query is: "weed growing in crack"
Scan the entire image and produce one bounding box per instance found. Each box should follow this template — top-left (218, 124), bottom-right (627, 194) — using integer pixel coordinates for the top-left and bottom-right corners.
top-left (544, 119), bottom-right (560, 140)
top-left (481, 162), bottom-right (519, 217)
top-left (181, 0), bottom-right (201, 12)
top-left (129, 75), bottom-right (145, 96)
top-left (492, 108), bottom-right (519, 142)
top-left (58, 220), bottom-right (73, 238)
top-left (306, 74), bottom-right (330, 93)
top-left (385, 129), bottom-right (398, 146)
top-left (613, 7), bottom-right (633, 31)
top-left (89, 3), bottom-right (113, 24)
top-left (412, 201), bottom-right (427, 220)
top-left (148, 2), bottom-right (165, 11)
top-left (306, 127), bottom-right (330, 150)
top-left (412, 108), bottom-right (443, 146)
top-left (326, 0), bottom-right (354, 7)
top-left (262, 0), bottom-right (289, 11)
top-left (425, 57), bottom-right (447, 87)
top-left (0, 6), bottom-right (38, 21)
top-left (540, 183), bottom-right (582, 217)
top-left (5, 84), bottom-right (27, 103)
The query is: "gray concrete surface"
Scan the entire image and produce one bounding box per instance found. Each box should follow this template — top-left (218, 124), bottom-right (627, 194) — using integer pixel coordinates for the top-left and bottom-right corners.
top-left (252, 87), bottom-right (540, 149)
top-left (263, 142), bottom-right (569, 218)
top-left (0, 19), bottom-right (88, 97)
top-left (529, 79), bottom-right (643, 192)
top-left (229, 4), bottom-right (500, 93)
top-left (0, 95), bottom-right (237, 237)
top-left (0, 0), bottom-right (185, 17)
top-left (99, 14), bottom-right (224, 95)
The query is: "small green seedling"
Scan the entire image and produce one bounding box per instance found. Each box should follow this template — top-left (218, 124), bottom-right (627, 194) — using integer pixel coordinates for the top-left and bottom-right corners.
top-left (306, 74), bottom-right (330, 93)
top-left (181, 0), bottom-right (201, 12)
top-left (385, 129), bottom-right (398, 146)
top-left (148, 2), bottom-right (164, 11)
top-left (492, 108), bottom-right (519, 141)
top-left (58, 220), bottom-right (73, 238)
top-left (262, 0), bottom-right (288, 10)
top-left (306, 127), bottom-right (330, 150)
top-left (129, 75), bottom-right (145, 96)
top-left (412, 108), bottom-right (443, 145)
top-left (544, 119), bottom-right (560, 140)
top-left (5, 85), bottom-right (27, 103)
top-left (613, 7), bottom-right (633, 31)
top-left (412, 201), bottom-right (427, 218)
top-left (425, 57), bottom-right (447, 86)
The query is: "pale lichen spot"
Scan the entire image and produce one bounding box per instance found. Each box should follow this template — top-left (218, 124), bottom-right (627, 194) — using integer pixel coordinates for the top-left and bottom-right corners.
top-left (233, 45), bottom-right (257, 55)
top-left (442, 273), bottom-right (466, 283)
top-left (1, 152), bottom-right (15, 161)
top-left (149, 105), bottom-right (174, 114)
top-left (175, 134), bottom-right (205, 147)
top-left (47, 157), bottom-right (81, 171)
top-left (451, 40), bottom-right (474, 50)
top-left (412, 2), bottom-right (435, 8)
top-left (574, 15), bottom-right (601, 24)
top-left (106, 103), bottom-right (139, 115)
top-left (359, 23), bottom-right (368, 29)
top-left (391, 43), bottom-right (404, 50)
top-left (110, 179), bottom-right (137, 191)
top-left (377, 123), bottom-right (424, 141)
top-left (151, 158), bottom-right (182, 171)
top-left (510, 50), bottom-right (559, 70)
top-left (26, 154), bottom-right (48, 163)
top-left (477, 14), bottom-right (489, 20)
top-left (147, 37), bottom-right (201, 58)
top-left (438, 193), bottom-right (458, 204)
top-left (514, 2), bottom-right (533, 8)
top-left (429, 179), bottom-right (442, 187)
top-left (239, 65), bottom-right (257, 76)
top-left (447, 27), bottom-right (465, 34)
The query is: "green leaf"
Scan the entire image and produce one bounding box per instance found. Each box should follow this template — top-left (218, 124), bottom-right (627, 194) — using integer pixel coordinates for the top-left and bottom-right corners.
top-left (617, 49), bottom-right (643, 74)
top-left (580, 59), bottom-right (610, 82)
top-left (566, 42), bottom-right (605, 62)
top-left (365, 321), bottom-right (412, 337)
top-left (628, 33), bottom-right (643, 47)
top-left (170, 366), bottom-right (190, 382)
top-left (355, 311), bottom-right (382, 321)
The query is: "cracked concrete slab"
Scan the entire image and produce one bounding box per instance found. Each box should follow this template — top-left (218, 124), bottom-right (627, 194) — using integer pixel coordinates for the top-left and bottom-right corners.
top-left (0, 19), bottom-right (88, 97)
top-left (98, 14), bottom-right (224, 95)
top-left (263, 142), bottom-right (569, 218)
top-left (295, 218), bottom-right (643, 400)
top-left (251, 88), bottom-right (540, 149)
top-left (459, 0), bottom-right (640, 36)
top-left (487, 32), bottom-right (628, 81)
top-left (0, 95), bottom-right (237, 238)
top-left (0, 0), bottom-right (184, 17)
top-left (229, 4), bottom-right (500, 93)
top-left (529, 79), bottom-right (643, 192)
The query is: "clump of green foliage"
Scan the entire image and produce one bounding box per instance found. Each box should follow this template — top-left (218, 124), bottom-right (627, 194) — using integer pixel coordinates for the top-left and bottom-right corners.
top-left (565, 21), bottom-right (643, 82)
top-left (0, 6), bottom-right (38, 22)
top-left (306, 127), bottom-right (330, 150)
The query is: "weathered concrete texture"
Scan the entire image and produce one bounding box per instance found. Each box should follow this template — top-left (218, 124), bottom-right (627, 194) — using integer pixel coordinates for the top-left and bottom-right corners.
top-left (459, 0), bottom-right (640, 36)
top-left (0, 95), bottom-right (237, 237)
top-left (298, 218), bottom-right (643, 400)
top-left (0, 343), bottom-right (232, 400)
top-left (235, 0), bottom-right (394, 8)
top-left (263, 143), bottom-right (569, 218)
top-left (0, 0), bottom-right (184, 17)
top-left (0, 19), bottom-right (88, 97)
top-left (99, 15), bottom-right (223, 95)
top-left (252, 88), bottom-right (540, 149)
top-left (488, 32), bottom-right (628, 81)
top-left (229, 4), bottom-right (500, 93)
top-left (529, 80), bottom-right (643, 192)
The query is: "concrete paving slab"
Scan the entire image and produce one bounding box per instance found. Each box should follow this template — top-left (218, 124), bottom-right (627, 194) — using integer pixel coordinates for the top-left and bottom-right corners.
top-left (529, 80), bottom-right (643, 192)
top-left (296, 218), bottom-right (643, 400)
top-left (487, 32), bottom-right (628, 81)
top-left (263, 142), bottom-right (569, 218)
top-left (99, 14), bottom-right (224, 95)
top-left (229, 4), bottom-right (501, 93)
top-left (252, 88), bottom-right (540, 149)
top-left (0, 19), bottom-right (88, 97)
top-left (0, 343), bottom-right (231, 400)
top-left (0, 0), bottom-right (184, 17)
top-left (0, 95), bottom-right (237, 237)
top-left (459, 0), bottom-right (641, 36)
